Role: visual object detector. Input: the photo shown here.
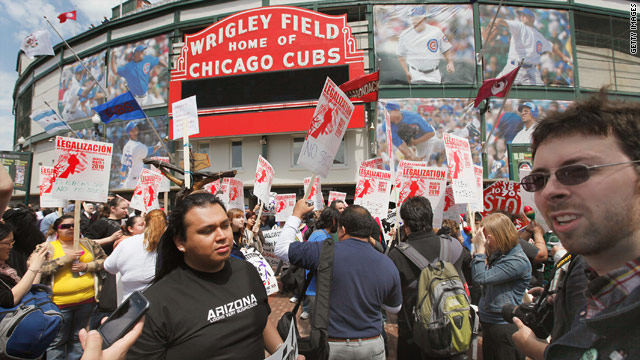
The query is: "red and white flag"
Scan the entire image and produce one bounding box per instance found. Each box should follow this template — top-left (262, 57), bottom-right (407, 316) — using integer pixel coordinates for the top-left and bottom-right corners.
top-left (58, 11), bottom-right (77, 23)
top-left (473, 65), bottom-right (520, 108)
top-left (338, 71), bottom-right (380, 102)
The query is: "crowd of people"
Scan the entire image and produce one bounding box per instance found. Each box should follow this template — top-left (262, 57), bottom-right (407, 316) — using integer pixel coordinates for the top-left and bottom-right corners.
top-left (1, 89), bottom-right (638, 359)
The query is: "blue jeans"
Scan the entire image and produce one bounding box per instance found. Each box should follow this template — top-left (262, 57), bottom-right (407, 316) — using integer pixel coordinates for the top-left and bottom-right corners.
top-left (47, 302), bottom-right (94, 360)
top-left (328, 335), bottom-right (385, 360)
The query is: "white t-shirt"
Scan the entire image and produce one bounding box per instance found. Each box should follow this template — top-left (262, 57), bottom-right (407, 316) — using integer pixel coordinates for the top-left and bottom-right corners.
top-left (505, 20), bottom-right (552, 66)
top-left (397, 24), bottom-right (452, 83)
top-left (512, 123), bottom-right (536, 144)
top-left (104, 234), bottom-right (157, 302)
top-left (121, 139), bottom-right (149, 188)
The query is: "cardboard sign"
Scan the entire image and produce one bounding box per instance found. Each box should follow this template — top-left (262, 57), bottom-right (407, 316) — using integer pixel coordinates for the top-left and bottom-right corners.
top-left (304, 177), bottom-right (324, 210)
top-left (39, 166), bottom-right (66, 208)
top-left (171, 95), bottom-right (199, 140)
top-left (51, 136), bottom-right (113, 203)
top-left (253, 155), bottom-right (274, 204)
top-left (297, 77), bottom-right (354, 178)
top-left (443, 133), bottom-right (476, 204)
top-left (483, 180), bottom-right (523, 216)
top-left (360, 157), bottom-right (384, 170)
top-left (328, 191), bottom-right (346, 204)
top-left (261, 229), bottom-right (285, 270)
top-left (433, 185), bottom-right (466, 227)
top-left (130, 168), bottom-right (163, 212)
top-left (470, 165), bottom-right (484, 212)
top-left (275, 194), bottom-right (296, 222)
top-left (149, 156), bottom-right (171, 192)
top-left (353, 165), bottom-right (392, 220)
top-left (265, 318), bottom-right (298, 360)
top-left (224, 178), bottom-right (245, 210)
top-left (241, 247), bottom-right (279, 296)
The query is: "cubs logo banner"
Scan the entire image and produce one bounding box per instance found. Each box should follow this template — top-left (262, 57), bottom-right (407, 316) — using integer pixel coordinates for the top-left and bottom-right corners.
top-left (253, 155), bottom-right (274, 204)
top-left (51, 137), bottom-right (113, 203)
top-left (473, 65), bottom-right (520, 107)
top-left (353, 165), bottom-right (392, 220)
top-left (338, 71), bottom-right (379, 102)
top-left (39, 166), bottom-right (66, 208)
top-left (275, 194), bottom-right (296, 222)
top-left (304, 177), bottom-right (324, 210)
top-left (297, 77), bottom-right (354, 178)
top-left (443, 133), bottom-right (476, 204)
top-left (130, 168), bottom-right (163, 212)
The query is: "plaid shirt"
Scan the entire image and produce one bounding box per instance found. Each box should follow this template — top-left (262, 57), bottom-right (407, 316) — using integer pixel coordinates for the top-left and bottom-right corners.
top-left (585, 256), bottom-right (640, 318)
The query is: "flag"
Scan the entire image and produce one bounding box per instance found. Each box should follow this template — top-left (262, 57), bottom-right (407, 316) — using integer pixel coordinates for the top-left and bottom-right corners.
top-left (473, 65), bottom-right (520, 107)
top-left (31, 109), bottom-right (68, 134)
top-left (92, 91), bottom-right (145, 124)
top-left (20, 30), bottom-right (55, 59)
top-left (338, 71), bottom-right (380, 102)
top-left (58, 11), bottom-right (77, 23)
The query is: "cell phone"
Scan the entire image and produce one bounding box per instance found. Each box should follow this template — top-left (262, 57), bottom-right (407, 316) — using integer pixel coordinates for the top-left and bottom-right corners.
top-left (97, 291), bottom-right (150, 348)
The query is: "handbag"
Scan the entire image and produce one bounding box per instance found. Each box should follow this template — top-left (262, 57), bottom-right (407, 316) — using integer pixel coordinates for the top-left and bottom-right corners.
top-left (277, 238), bottom-right (334, 360)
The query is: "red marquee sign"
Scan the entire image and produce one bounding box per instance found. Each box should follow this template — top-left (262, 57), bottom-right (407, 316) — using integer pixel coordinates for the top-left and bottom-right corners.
top-left (169, 6), bottom-right (366, 138)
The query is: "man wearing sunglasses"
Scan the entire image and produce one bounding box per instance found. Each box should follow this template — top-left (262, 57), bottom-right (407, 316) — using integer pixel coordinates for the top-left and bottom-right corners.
top-left (511, 89), bottom-right (640, 360)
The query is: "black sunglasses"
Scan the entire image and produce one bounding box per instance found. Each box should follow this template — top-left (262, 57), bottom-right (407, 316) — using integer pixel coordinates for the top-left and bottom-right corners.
top-left (58, 223), bottom-right (75, 230)
top-left (520, 160), bottom-right (640, 192)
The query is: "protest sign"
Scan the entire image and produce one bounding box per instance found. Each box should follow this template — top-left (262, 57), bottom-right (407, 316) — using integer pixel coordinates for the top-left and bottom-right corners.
top-left (328, 191), bottom-right (346, 204)
top-left (265, 318), bottom-right (298, 360)
top-left (444, 133), bottom-right (476, 204)
top-left (360, 157), bottom-right (384, 170)
top-left (304, 177), bottom-right (324, 210)
top-left (275, 194), bottom-right (296, 222)
top-left (297, 77), bottom-right (354, 178)
top-left (253, 155), bottom-right (274, 205)
top-left (51, 136), bottom-right (113, 203)
top-left (241, 247), bottom-right (279, 296)
top-left (224, 178), bottom-right (245, 210)
top-left (353, 165), bottom-right (392, 220)
top-left (39, 166), bottom-right (66, 208)
top-left (171, 95), bottom-right (199, 140)
top-left (470, 165), bottom-right (484, 212)
top-left (262, 229), bottom-right (284, 270)
top-left (433, 185), bottom-right (466, 227)
top-left (396, 165), bottom-right (448, 221)
top-left (483, 180), bottom-right (523, 216)
top-left (130, 168), bottom-right (163, 212)
top-left (149, 156), bottom-right (171, 192)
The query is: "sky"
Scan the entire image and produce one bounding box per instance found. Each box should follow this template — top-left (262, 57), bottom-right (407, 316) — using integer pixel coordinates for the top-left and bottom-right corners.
top-left (0, 0), bottom-right (126, 151)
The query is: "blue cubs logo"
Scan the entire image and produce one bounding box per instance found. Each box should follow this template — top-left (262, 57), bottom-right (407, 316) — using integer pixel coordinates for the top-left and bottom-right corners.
top-left (143, 63), bottom-right (151, 74)
top-left (427, 39), bottom-right (439, 53)
top-left (536, 41), bottom-right (543, 54)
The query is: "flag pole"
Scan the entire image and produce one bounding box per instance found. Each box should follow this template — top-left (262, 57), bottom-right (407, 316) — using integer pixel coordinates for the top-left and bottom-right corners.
top-left (43, 101), bottom-right (80, 139)
top-left (477, 0), bottom-right (505, 62)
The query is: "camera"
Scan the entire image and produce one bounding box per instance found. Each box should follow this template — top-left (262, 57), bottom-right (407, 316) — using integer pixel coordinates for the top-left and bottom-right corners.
top-left (502, 297), bottom-right (554, 339)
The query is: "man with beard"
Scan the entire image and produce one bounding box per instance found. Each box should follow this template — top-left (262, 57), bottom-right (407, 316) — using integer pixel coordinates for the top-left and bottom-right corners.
top-left (514, 89), bottom-right (640, 359)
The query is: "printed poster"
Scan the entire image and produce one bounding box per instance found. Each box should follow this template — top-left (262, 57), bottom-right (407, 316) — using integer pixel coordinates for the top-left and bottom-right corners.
top-left (304, 177), bottom-right (324, 210)
top-left (51, 136), bottom-right (113, 203)
top-left (396, 163), bottom-right (448, 222)
top-left (470, 165), bottom-right (484, 212)
top-left (241, 247), bottom-right (279, 296)
top-left (297, 77), bottom-right (354, 178)
top-left (171, 95), bottom-right (199, 140)
top-left (149, 156), bottom-right (171, 192)
top-left (253, 155), bottom-right (274, 205)
top-left (130, 168), bottom-right (163, 212)
top-left (360, 157), bottom-right (384, 170)
top-left (353, 165), bottom-right (392, 220)
top-left (39, 166), bottom-right (66, 208)
top-left (433, 185), bottom-right (466, 227)
top-left (275, 194), bottom-right (296, 222)
top-left (444, 133), bottom-right (476, 204)
top-left (328, 191), bottom-right (347, 204)
top-left (225, 178), bottom-right (245, 210)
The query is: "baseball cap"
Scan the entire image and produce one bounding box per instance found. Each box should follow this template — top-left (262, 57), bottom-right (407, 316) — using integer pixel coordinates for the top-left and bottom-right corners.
top-left (517, 8), bottom-right (535, 18)
top-left (74, 64), bottom-right (84, 73)
top-left (518, 102), bottom-right (539, 118)
top-left (125, 121), bottom-right (139, 133)
top-left (134, 45), bottom-right (147, 53)
top-left (410, 6), bottom-right (427, 17)
top-left (385, 102), bottom-right (401, 111)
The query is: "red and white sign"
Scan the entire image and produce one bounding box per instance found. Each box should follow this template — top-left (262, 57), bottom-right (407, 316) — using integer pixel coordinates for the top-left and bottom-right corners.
top-left (443, 133), bottom-right (476, 204)
top-left (149, 156), bottom-right (171, 192)
top-left (225, 178), bottom-right (245, 210)
top-left (39, 166), bottom-right (66, 208)
top-left (328, 191), bottom-right (346, 204)
top-left (297, 77), bottom-right (354, 178)
top-left (304, 176), bottom-right (324, 210)
top-left (353, 165), bottom-right (392, 220)
top-left (395, 163), bottom-right (447, 209)
top-left (470, 165), bottom-right (484, 212)
top-left (253, 155), bottom-right (274, 204)
top-left (275, 193), bottom-right (296, 222)
top-left (169, 6), bottom-right (365, 138)
top-left (360, 157), bottom-right (384, 170)
top-left (433, 185), bottom-right (466, 227)
top-left (338, 71), bottom-right (379, 102)
top-left (51, 136), bottom-right (113, 203)
top-left (130, 168), bottom-right (163, 212)
top-left (482, 181), bottom-right (523, 216)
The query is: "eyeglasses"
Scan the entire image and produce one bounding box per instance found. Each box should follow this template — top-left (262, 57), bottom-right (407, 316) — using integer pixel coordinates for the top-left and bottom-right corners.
top-left (58, 224), bottom-right (75, 230)
top-left (0, 240), bottom-right (14, 246)
top-left (520, 160), bottom-right (640, 192)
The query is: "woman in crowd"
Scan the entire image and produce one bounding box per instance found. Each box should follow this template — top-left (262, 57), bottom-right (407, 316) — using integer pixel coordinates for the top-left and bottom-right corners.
top-left (37, 215), bottom-right (107, 360)
top-left (104, 209), bottom-right (166, 302)
top-left (113, 215), bottom-right (145, 249)
top-left (127, 193), bottom-right (297, 359)
top-left (244, 210), bottom-right (264, 252)
top-left (472, 213), bottom-right (531, 360)
top-left (2, 206), bottom-right (45, 276)
top-left (0, 223), bottom-right (48, 307)
top-left (228, 208), bottom-right (263, 256)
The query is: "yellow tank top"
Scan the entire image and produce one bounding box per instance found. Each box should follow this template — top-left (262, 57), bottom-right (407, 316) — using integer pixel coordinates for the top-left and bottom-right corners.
top-left (50, 240), bottom-right (96, 305)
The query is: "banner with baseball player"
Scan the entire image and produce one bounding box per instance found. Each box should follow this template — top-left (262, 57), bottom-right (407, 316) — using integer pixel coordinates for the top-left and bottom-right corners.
top-left (304, 177), bottom-right (325, 210)
top-left (297, 77), bottom-right (354, 178)
top-left (444, 133), bottom-right (477, 204)
top-left (130, 168), bottom-right (163, 212)
top-left (50, 136), bottom-right (113, 203)
top-left (479, 6), bottom-right (574, 87)
top-left (376, 99), bottom-right (481, 171)
top-left (328, 191), bottom-right (347, 204)
top-left (39, 166), bottom-right (66, 208)
top-left (353, 166), bottom-right (392, 220)
top-left (275, 194), bottom-right (296, 222)
top-left (253, 155), bottom-right (274, 205)
top-left (58, 50), bottom-right (107, 122)
top-left (373, 4), bottom-right (476, 85)
top-left (108, 34), bottom-right (169, 106)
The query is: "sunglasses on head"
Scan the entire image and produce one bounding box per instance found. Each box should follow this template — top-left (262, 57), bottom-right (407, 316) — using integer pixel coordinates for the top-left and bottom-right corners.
top-left (520, 160), bottom-right (640, 192)
top-left (58, 224), bottom-right (75, 230)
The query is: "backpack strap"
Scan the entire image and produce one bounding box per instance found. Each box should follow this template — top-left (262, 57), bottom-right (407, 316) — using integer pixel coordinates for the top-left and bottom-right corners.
top-left (312, 238), bottom-right (335, 332)
top-left (438, 235), bottom-right (463, 264)
top-left (396, 242), bottom-right (431, 270)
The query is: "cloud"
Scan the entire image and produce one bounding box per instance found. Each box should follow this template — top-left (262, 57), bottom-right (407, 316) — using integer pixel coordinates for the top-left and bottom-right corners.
top-left (71, 0), bottom-right (122, 24)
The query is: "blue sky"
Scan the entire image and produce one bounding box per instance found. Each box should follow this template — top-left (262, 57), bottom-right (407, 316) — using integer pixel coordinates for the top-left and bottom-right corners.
top-left (0, 0), bottom-right (124, 151)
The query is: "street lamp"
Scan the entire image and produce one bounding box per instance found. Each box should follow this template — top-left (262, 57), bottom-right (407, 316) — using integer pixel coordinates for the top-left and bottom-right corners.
top-left (92, 113), bottom-right (103, 139)
top-left (17, 136), bottom-right (25, 151)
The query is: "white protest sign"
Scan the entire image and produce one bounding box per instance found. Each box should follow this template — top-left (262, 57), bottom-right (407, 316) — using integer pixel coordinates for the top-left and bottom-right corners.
top-left (253, 155), bottom-right (274, 205)
top-left (203, 179), bottom-right (221, 196)
top-left (304, 177), bottom-right (324, 210)
top-left (353, 165), bottom-right (392, 220)
top-left (224, 178), bottom-right (245, 210)
top-left (130, 168), bottom-right (163, 212)
top-left (51, 136), bottom-right (113, 203)
top-left (261, 229), bottom-right (285, 270)
top-left (241, 247), bottom-right (279, 296)
top-left (470, 165), bottom-right (484, 212)
top-left (433, 185), bottom-right (466, 227)
top-left (149, 156), bottom-right (171, 192)
top-left (275, 194), bottom-right (296, 222)
top-left (443, 133), bottom-right (476, 204)
top-left (396, 166), bottom-right (448, 227)
top-left (328, 191), bottom-right (346, 204)
top-left (360, 157), bottom-right (384, 170)
top-left (171, 95), bottom-right (199, 140)
top-left (297, 77), bottom-right (354, 178)
top-left (265, 319), bottom-right (298, 360)
top-left (39, 166), bottom-right (66, 208)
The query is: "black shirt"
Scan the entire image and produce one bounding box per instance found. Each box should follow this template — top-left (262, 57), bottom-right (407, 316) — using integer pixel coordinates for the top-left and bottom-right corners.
top-left (0, 273), bottom-right (17, 308)
top-left (84, 218), bottom-right (123, 255)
